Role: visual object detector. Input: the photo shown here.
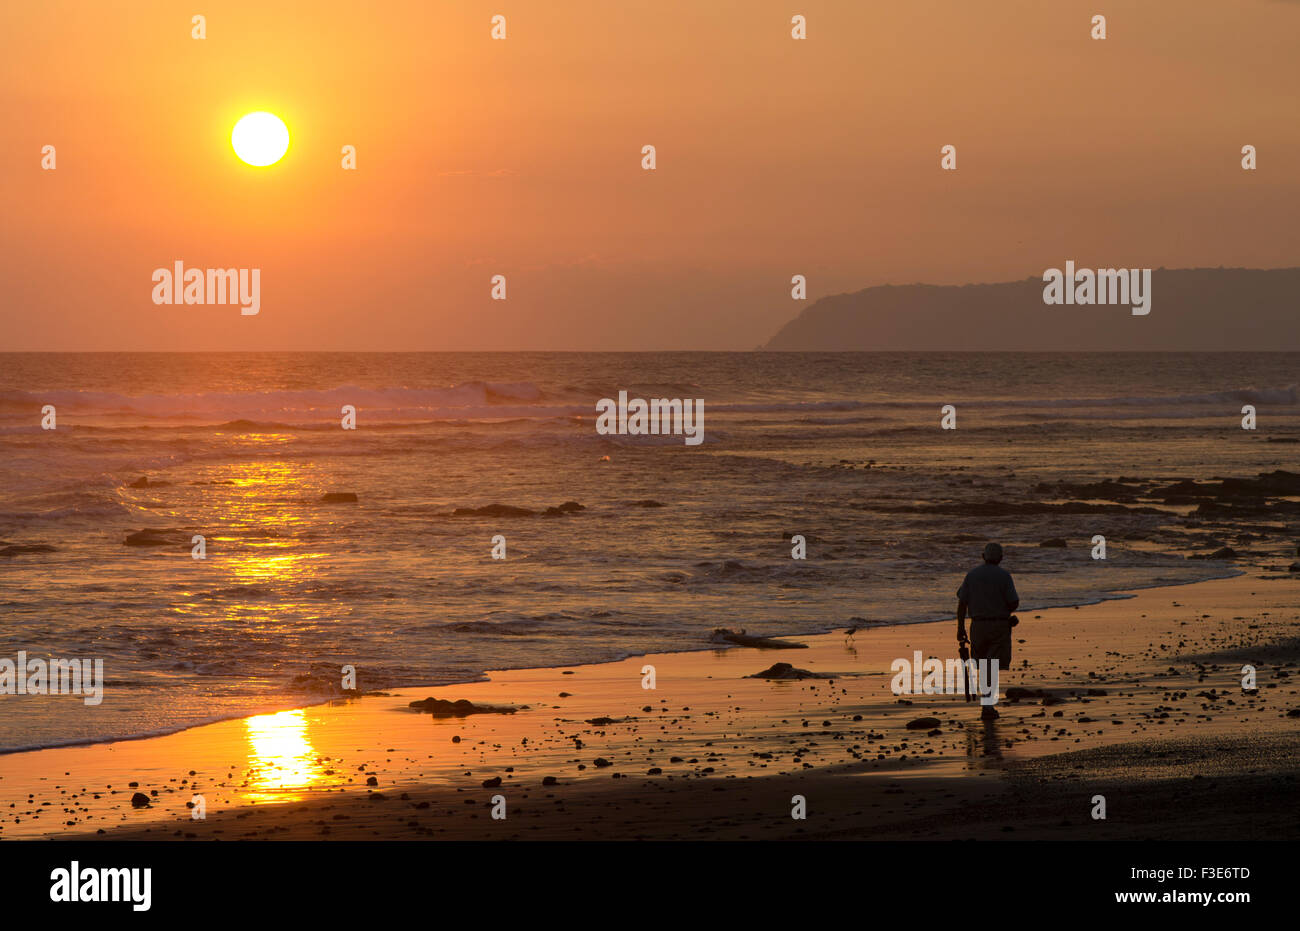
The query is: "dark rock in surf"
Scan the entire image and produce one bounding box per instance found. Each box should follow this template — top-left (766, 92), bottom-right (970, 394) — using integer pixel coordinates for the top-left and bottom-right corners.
top-left (1035, 480), bottom-right (1138, 500)
top-left (130, 792), bottom-right (151, 808)
top-left (123, 529), bottom-right (186, 547)
top-left (1151, 480), bottom-right (1214, 497)
top-left (127, 475), bottom-right (171, 488)
top-left (451, 503), bottom-right (536, 518)
top-left (1224, 470), bottom-right (1300, 496)
top-left (870, 500), bottom-right (1164, 517)
top-left (543, 501), bottom-right (586, 517)
top-left (0, 544), bottom-right (57, 557)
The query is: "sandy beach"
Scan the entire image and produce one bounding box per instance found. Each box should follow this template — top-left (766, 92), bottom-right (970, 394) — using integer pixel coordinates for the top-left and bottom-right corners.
top-left (3, 571), bottom-right (1296, 842)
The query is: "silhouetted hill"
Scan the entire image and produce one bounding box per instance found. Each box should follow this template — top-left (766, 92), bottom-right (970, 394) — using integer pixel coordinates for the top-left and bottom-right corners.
top-left (762, 267), bottom-right (1300, 351)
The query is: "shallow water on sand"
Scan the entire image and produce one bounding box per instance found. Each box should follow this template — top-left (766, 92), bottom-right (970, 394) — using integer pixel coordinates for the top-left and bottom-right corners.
top-left (0, 352), bottom-right (1295, 750)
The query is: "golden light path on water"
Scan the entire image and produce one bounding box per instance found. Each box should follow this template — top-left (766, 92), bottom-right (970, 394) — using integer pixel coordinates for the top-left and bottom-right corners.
top-left (169, 456), bottom-right (327, 614)
top-left (180, 457), bottom-right (340, 803)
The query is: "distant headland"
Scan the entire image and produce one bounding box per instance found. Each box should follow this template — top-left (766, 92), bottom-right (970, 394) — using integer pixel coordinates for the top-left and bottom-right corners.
top-left (762, 267), bottom-right (1300, 351)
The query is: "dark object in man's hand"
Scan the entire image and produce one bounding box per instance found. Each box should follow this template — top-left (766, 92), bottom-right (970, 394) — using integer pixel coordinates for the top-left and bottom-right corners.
top-left (1009, 615), bottom-right (1020, 628)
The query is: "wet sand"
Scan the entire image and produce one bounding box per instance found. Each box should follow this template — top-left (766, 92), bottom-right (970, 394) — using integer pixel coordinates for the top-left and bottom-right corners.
top-left (3, 573), bottom-right (1298, 841)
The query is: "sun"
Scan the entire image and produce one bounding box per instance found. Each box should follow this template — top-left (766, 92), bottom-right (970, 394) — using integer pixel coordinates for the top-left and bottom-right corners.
top-left (231, 111), bottom-right (290, 167)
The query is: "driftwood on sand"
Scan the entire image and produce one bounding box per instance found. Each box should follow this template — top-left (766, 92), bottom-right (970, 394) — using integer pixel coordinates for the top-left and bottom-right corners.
top-left (709, 628), bottom-right (808, 649)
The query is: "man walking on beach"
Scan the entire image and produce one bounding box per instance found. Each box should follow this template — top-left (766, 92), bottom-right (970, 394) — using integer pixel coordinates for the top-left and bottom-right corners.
top-left (956, 542), bottom-right (1019, 721)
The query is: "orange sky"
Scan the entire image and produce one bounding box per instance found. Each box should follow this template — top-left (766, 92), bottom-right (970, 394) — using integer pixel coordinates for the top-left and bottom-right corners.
top-left (2, 0), bottom-right (1298, 350)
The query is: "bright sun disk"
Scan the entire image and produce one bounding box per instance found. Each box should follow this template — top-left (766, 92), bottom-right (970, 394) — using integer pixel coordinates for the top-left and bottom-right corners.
top-left (232, 111), bottom-right (290, 167)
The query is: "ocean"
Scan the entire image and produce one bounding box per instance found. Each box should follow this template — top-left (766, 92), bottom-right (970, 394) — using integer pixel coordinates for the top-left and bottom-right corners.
top-left (1, 352), bottom-right (1296, 752)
